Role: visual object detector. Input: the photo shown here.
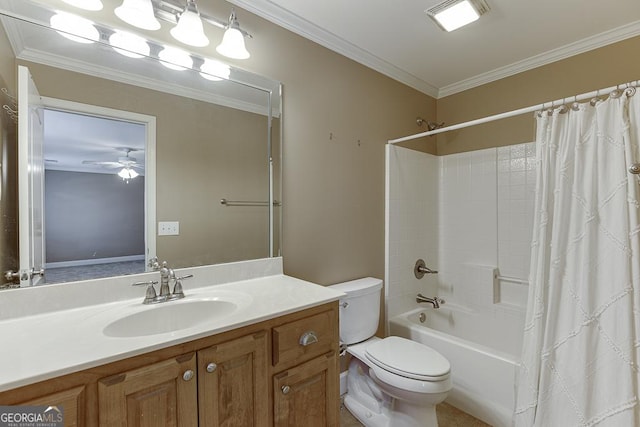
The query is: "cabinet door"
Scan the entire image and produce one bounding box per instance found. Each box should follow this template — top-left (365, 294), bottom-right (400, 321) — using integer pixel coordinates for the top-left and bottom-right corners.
top-left (198, 331), bottom-right (268, 427)
top-left (273, 351), bottom-right (339, 427)
top-left (20, 386), bottom-right (85, 427)
top-left (98, 353), bottom-right (198, 427)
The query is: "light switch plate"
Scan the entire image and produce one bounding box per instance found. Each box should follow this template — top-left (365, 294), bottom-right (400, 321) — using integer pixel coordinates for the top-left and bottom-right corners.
top-left (158, 221), bottom-right (179, 236)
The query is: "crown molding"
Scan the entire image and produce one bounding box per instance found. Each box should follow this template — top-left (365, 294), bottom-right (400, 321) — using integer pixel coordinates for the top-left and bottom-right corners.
top-left (228, 0), bottom-right (440, 98)
top-left (17, 47), bottom-right (273, 116)
top-left (229, 1), bottom-right (640, 100)
top-left (437, 20), bottom-right (640, 98)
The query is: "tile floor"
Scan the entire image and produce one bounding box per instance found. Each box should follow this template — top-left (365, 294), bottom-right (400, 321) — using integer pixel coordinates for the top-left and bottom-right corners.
top-left (340, 401), bottom-right (490, 427)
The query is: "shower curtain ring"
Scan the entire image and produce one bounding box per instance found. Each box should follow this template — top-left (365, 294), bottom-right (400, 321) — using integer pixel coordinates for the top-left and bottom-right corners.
top-left (624, 82), bottom-right (636, 98)
top-left (610, 84), bottom-right (622, 99)
top-left (571, 95), bottom-right (580, 111)
top-left (590, 89), bottom-right (600, 106)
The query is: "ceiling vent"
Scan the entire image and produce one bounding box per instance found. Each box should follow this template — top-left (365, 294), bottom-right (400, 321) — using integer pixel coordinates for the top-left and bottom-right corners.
top-left (425, 0), bottom-right (490, 32)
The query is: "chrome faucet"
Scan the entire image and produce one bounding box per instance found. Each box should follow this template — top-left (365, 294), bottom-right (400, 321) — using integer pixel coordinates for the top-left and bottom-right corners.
top-left (159, 261), bottom-right (174, 298)
top-left (416, 293), bottom-right (445, 309)
top-left (133, 260), bottom-right (193, 304)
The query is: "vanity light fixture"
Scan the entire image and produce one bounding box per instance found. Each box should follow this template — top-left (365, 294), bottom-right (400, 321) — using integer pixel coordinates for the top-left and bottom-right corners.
top-left (112, 1), bottom-right (252, 59)
top-left (115, 0), bottom-right (161, 31)
top-left (61, 0), bottom-right (104, 11)
top-left (158, 46), bottom-right (193, 70)
top-left (426, 0), bottom-right (490, 32)
top-left (118, 167), bottom-right (139, 182)
top-left (170, 0), bottom-right (209, 47)
top-left (109, 30), bottom-right (151, 58)
top-left (199, 58), bottom-right (230, 81)
top-left (216, 10), bottom-right (250, 59)
top-left (50, 12), bottom-right (100, 44)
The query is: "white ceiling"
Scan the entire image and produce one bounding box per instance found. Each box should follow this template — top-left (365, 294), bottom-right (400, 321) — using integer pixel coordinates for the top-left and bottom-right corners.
top-left (231, 0), bottom-right (640, 98)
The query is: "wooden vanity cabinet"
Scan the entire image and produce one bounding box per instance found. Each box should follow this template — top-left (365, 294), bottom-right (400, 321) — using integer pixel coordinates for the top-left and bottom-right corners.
top-left (97, 353), bottom-right (198, 427)
top-left (271, 309), bottom-right (339, 427)
top-left (18, 386), bottom-right (86, 427)
top-left (0, 302), bottom-right (339, 427)
top-left (273, 352), bottom-right (338, 426)
top-left (197, 331), bottom-right (269, 426)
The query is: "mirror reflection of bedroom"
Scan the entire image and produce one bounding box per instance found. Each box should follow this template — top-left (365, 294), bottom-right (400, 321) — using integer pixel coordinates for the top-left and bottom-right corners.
top-left (43, 107), bottom-right (148, 283)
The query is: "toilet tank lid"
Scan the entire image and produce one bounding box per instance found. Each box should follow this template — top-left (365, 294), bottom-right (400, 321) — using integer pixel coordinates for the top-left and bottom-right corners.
top-left (329, 277), bottom-right (382, 297)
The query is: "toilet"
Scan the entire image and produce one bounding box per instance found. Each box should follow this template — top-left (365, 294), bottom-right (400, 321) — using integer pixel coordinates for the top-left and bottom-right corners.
top-left (330, 277), bottom-right (451, 427)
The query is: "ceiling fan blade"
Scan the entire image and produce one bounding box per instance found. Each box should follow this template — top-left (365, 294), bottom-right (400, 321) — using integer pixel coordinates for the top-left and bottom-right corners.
top-left (82, 160), bottom-right (122, 167)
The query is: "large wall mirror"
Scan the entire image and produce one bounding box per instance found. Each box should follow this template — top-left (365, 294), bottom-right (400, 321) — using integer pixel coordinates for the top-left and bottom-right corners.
top-left (0, 0), bottom-right (282, 287)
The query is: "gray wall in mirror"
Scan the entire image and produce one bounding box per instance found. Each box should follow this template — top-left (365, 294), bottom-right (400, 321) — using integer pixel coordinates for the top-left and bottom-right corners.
top-left (0, 6), bottom-right (282, 287)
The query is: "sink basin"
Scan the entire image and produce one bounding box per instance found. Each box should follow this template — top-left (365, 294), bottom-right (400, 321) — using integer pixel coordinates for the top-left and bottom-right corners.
top-left (103, 299), bottom-right (238, 338)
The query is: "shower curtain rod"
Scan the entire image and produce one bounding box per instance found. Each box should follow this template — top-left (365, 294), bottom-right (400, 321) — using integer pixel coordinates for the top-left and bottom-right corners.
top-left (388, 79), bottom-right (640, 145)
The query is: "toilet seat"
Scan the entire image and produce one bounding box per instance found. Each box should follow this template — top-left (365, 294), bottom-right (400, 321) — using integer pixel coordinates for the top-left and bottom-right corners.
top-left (365, 336), bottom-right (450, 381)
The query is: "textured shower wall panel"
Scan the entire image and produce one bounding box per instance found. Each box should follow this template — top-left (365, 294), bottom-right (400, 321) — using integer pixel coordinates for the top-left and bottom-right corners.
top-left (385, 145), bottom-right (439, 319)
top-left (438, 149), bottom-right (498, 310)
top-left (496, 142), bottom-right (536, 308)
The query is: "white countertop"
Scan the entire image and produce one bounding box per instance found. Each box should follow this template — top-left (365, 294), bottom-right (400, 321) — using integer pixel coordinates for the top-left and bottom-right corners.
top-left (0, 274), bottom-right (344, 392)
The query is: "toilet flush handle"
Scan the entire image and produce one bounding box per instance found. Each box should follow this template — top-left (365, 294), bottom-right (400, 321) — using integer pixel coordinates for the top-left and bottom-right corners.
top-left (299, 331), bottom-right (319, 346)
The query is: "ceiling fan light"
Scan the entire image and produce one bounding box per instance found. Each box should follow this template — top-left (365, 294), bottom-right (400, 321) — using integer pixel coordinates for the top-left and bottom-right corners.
top-left (118, 167), bottom-right (139, 180)
top-left (158, 46), bottom-right (193, 70)
top-left (216, 27), bottom-right (249, 59)
top-left (109, 30), bottom-right (150, 58)
top-left (115, 0), bottom-right (161, 31)
top-left (61, 0), bottom-right (104, 11)
top-left (200, 59), bottom-right (230, 81)
top-left (50, 12), bottom-right (100, 44)
top-left (170, 2), bottom-right (209, 47)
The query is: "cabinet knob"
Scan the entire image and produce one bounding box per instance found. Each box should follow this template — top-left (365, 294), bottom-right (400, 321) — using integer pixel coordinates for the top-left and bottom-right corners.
top-left (182, 370), bottom-right (194, 381)
top-left (206, 362), bottom-right (217, 373)
top-left (299, 331), bottom-right (318, 346)
top-left (281, 385), bottom-right (291, 395)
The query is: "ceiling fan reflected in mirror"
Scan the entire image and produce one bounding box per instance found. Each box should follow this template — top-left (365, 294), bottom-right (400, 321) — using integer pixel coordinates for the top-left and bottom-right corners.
top-left (82, 148), bottom-right (144, 182)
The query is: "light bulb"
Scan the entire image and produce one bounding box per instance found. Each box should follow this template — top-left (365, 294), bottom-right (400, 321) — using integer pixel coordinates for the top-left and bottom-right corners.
top-left (170, 7), bottom-right (209, 47)
top-left (200, 59), bottom-right (230, 81)
top-left (50, 12), bottom-right (100, 44)
top-left (216, 27), bottom-right (249, 59)
top-left (158, 46), bottom-right (193, 70)
top-left (118, 167), bottom-right (139, 180)
top-left (115, 0), bottom-right (160, 31)
top-left (109, 31), bottom-right (150, 58)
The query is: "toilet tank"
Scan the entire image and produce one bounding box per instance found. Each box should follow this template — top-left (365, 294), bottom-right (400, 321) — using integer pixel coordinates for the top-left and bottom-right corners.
top-left (329, 277), bottom-right (383, 345)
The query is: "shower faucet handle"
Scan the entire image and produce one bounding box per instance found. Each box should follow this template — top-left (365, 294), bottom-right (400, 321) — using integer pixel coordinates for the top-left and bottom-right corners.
top-left (414, 259), bottom-right (438, 279)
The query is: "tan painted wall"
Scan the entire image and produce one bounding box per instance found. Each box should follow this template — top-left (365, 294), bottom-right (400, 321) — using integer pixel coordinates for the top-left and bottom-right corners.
top-left (436, 36), bottom-right (640, 155)
top-left (226, 8), bottom-right (438, 285)
top-left (0, 24), bottom-right (15, 89)
top-left (22, 62), bottom-right (273, 268)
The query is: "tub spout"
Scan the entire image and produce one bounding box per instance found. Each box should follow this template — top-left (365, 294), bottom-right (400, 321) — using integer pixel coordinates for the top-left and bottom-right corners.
top-left (416, 293), bottom-right (445, 309)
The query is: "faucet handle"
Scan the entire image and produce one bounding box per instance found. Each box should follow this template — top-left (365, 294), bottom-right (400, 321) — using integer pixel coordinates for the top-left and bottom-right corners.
top-left (171, 274), bottom-right (193, 299)
top-left (133, 280), bottom-right (159, 304)
top-left (148, 257), bottom-right (160, 270)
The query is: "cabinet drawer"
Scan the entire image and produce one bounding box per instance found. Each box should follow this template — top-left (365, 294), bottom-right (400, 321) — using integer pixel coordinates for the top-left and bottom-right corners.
top-left (272, 310), bottom-right (336, 370)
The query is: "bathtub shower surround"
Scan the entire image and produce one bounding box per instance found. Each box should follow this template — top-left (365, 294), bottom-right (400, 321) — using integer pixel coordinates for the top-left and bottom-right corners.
top-left (514, 90), bottom-right (640, 426)
top-left (385, 142), bottom-right (536, 426)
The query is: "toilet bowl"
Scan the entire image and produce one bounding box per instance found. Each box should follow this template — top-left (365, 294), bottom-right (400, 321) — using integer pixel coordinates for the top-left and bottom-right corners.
top-left (330, 278), bottom-right (452, 427)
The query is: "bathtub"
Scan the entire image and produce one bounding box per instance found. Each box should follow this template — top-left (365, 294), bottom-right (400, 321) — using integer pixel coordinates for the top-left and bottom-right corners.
top-left (389, 306), bottom-right (521, 427)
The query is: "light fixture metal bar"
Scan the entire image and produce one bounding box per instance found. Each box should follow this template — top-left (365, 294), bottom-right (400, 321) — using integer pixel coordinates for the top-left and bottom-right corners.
top-left (150, 0), bottom-right (252, 38)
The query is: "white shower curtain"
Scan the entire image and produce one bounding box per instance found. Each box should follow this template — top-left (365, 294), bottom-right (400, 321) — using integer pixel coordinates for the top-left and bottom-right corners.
top-left (514, 89), bottom-right (640, 426)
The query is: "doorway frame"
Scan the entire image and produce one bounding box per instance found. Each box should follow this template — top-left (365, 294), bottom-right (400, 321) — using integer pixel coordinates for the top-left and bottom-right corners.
top-left (41, 96), bottom-right (157, 271)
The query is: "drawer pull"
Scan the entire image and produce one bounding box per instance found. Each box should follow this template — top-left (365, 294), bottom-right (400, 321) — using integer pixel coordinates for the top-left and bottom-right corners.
top-left (299, 331), bottom-right (318, 346)
top-left (206, 363), bottom-right (217, 373)
top-left (183, 370), bottom-right (194, 381)
top-left (281, 385), bottom-right (291, 395)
